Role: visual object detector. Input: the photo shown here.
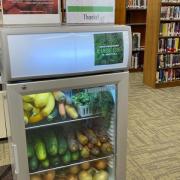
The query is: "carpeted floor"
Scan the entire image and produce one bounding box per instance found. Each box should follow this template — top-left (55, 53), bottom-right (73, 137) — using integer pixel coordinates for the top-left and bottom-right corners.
top-left (0, 72), bottom-right (180, 179)
top-left (127, 73), bottom-right (180, 180)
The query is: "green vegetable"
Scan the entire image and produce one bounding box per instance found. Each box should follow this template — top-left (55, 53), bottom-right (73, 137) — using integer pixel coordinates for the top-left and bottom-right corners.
top-left (58, 135), bottom-right (68, 155)
top-left (62, 151), bottom-right (71, 164)
top-left (71, 151), bottom-right (80, 161)
top-left (27, 142), bottom-right (35, 159)
top-left (72, 92), bottom-right (92, 106)
top-left (43, 130), bottom-right (58, 156)
top-left (91, 91), bottom-right (114, 129)
top-left (40, 159), bottom-right (49, 169)
top-left (34, 138), bottom-right (47, 161)
top-left (47, 107), bottom-right (58, 121)
top-left (49, 155), bottom-right (60, 167)
top-left (29, 156), bottom-right (38, 171)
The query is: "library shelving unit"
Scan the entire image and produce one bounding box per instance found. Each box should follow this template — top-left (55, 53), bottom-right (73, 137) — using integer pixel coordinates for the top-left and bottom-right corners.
top-left (144, 0), bottom-right (180, 88)
top-left (116, 0), bottom-right (148, 72)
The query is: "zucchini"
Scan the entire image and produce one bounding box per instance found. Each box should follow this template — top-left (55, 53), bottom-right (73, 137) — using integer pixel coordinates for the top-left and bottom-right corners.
top-left (62, 151), bottom-right (71, 164)
top-left (58, 135), bottom-right (68, 155)
top-left (29, 156), bottom-right (38, 172)
top-left (34, 138), bottom-right (47, 161)
top-left (27, 142), bottom-right (35, 159)
top-left (43, 130), bottom-right (58, 156)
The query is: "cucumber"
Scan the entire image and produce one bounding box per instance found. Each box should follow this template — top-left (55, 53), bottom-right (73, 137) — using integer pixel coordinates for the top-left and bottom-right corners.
top-left (43, 130), bottom-right (58, 156)
top-left (62, 150), bottom-right (71, 164)
top-left (58, 135), bottom-right (68, 155)
top-left (27, 142), bottom-right (35, 159)
top-left (40, 159), bottom-right (49, 169)
top-left (29, 156), bottom-right (38, 172)
top-left (47, 107), bottom-right (58, 122)
top-left (71, 151), bottom-right (80, 161)
top-left (34, 138), bottom-right (47, 161)
top-left (49, 155), bottom-right (60, 167)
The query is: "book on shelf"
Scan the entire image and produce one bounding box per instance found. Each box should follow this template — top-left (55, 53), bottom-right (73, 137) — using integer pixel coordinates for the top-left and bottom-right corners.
top-left (157, 54), bottom-right (180, 68)
top-left (160, 22), bottom-right (180, 36)
top-left (127, 0), bottom-right (147, 8)
top-left (162, 0), bottom-right (180, 3)
top-left (156, 68), bottom-right (180, 83)
top-left (161, 6), bottom-right (180, 20)
top-left (132, 32), bottom-right (141, 50)
top-left (1, 0), bottom-right (61, 24)
top-left (158, 37), bottom-right (180, 52)
top-left (130, 52), bottom-right (143, 69)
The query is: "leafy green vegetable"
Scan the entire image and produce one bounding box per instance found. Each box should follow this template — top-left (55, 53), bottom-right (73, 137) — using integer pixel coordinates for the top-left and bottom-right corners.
top-left (72, 92), bottom-right (92, 106)
top-left (90, 91), bottom-right (114, 128)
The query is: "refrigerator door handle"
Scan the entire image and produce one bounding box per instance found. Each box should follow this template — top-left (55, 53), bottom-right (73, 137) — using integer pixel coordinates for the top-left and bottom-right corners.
top-left (12, 144), bottom-right (19, 174)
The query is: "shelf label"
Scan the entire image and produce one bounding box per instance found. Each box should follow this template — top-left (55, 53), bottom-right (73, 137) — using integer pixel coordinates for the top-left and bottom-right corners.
top-left (66, 0), bottom-right (115, 24)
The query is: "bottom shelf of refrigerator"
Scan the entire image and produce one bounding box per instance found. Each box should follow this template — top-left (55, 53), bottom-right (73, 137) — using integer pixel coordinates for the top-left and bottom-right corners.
top-left (30, 157), bottom-right (116, 180)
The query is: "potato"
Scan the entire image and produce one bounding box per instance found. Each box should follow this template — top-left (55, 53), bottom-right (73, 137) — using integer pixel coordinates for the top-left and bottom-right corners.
top-left (69, 165), bottom-right (80, 174)
top-left (43, 170), bottom-right (55, 180)
top-left (30, 175), bottom-right (42, 180)
top-left (80, 162), bottom-right (91, 170)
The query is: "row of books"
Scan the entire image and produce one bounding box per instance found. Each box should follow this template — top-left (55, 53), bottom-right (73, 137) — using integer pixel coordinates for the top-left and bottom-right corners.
top-left (161, 6), bottom-right (180, 20)
top-left (158, 38), bottom-right (180, 52)
top-left (162, 0), bottom-right (180, 2)
top-left (132, 32), bottom-right (141, 49)
top-left (160, 22), bottom-right (180, 36)
top-left (130, 53), bottom-right (143, 69)
top-left (156, 69), bottom-right (180, 83)
top-left (157, 54), bottom-right (180, 68)
top-left (127, 0), bottom-right (147, 8)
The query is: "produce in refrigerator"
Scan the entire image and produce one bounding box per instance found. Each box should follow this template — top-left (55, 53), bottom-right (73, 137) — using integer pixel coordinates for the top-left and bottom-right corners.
top-left (30, 159), bottom-right (110, 180)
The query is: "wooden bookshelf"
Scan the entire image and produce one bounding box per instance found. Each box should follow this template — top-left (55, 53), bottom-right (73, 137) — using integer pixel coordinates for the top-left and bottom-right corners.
top-left (129, 67), bottom-right (143, 72)
top-left (115, 0), bottom-right (148, 72)
top-left (144, 0), bottom-right (180, 88)
top-left (161, 2), bottom-right (180, 6)
top-left (155, 80), bottom-right (180, 88)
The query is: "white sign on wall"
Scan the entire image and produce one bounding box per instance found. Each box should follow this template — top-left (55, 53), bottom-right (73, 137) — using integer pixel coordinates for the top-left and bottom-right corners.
top-left (66, 0), bottom-right (115, 24)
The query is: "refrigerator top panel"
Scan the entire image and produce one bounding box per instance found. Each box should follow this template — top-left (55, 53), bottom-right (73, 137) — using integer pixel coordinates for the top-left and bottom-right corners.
top-left (0, 25), bottom-right (132, 82)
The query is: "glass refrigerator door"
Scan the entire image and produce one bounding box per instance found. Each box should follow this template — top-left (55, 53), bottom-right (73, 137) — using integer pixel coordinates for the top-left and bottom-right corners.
top-left (7, 72), bottom-right (128, 180)
top-left (25, 85), bottom-right (116, 179)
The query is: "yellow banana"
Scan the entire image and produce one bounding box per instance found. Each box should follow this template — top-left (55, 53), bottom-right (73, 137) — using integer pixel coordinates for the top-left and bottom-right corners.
top-left (24, 112), bottom-right (29, 124)
top-left (41, 93), bottom-right (55, 117)
top-left (23, 102), bottom-right (34, 112)
top-left (28, 93), bottom-right (55, 124)
top-left (29, 113), bottom-right (44, 124)
top-left (34, 93), bottom-right (51, 108)
top-left (23, 95), bottom-right (36, 103)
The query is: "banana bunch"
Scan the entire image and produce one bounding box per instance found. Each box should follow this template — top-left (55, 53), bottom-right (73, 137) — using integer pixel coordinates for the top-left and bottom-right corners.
top-left (23, 93), bottom-right (55, 124)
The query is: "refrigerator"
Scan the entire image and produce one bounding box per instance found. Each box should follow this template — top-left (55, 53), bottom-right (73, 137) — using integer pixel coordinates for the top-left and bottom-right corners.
top-left (0, 25), bottom-right (131, 180)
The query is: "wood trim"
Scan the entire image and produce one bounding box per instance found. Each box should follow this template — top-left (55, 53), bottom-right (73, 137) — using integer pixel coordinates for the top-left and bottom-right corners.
top-left (143, 0), bottom-right (161, 88)
top-left (155, 80), bottom-right (180, 88)
top-left (115, 0), bottom-right (126, 24)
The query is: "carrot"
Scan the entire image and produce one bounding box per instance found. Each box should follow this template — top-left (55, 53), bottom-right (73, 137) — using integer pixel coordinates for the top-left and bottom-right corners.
top-left (58, 103), bottom-right (66, 120)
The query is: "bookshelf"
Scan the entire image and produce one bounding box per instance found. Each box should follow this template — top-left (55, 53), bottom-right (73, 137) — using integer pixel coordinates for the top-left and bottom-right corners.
top-left (144, 0), bottom-right (180, 88)
top-left (116, 0), bottom-right (147, 72)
